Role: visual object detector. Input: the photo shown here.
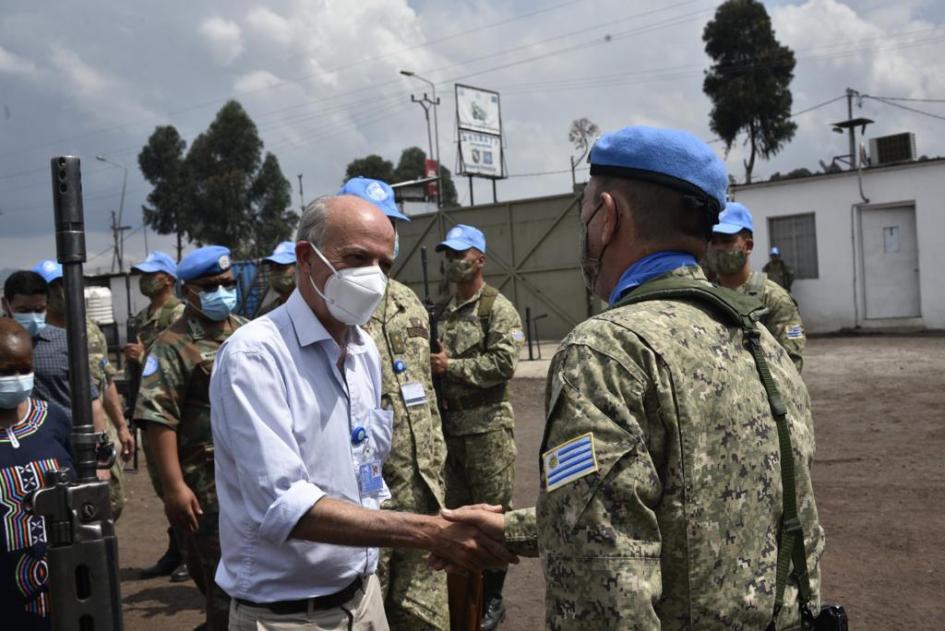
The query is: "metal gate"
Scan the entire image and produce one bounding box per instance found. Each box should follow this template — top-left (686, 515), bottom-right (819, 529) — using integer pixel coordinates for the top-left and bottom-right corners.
top-left (393, 192), bottom-right (594, 340)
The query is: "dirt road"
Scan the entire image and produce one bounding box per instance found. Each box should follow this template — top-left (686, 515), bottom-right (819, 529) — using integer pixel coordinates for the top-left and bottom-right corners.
top-left (114, 336), bottom-right (944, 630)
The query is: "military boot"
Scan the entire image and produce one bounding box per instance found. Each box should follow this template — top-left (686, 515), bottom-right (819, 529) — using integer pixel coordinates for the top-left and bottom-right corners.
top-left (140, 527), bottom-right (182, 579)
top-left (480, 569), bottom-right (507, 630)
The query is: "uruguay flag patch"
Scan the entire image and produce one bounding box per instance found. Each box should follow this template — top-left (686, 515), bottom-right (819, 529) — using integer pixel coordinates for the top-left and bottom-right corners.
top-left (543, 433), bottom-right (599, 492)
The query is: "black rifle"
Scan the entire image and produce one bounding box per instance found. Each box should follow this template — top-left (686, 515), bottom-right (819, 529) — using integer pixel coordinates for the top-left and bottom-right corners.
top-left (420, 247), bottom-right (447, 417)
top-left (31, 156), bottom-right (124, 631)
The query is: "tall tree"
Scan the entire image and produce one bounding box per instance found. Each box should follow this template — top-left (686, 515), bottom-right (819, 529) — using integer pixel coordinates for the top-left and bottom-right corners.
top-left (703, 0), bottom-right (797, 183)
top-left (138, 126), bottom-right (189, 261)
top-left (344, 154), bottom-right (394, 183)
top-left (391, 146), bottom-right (459, 207)
top-left (139, 101), bottom-right (296, 259)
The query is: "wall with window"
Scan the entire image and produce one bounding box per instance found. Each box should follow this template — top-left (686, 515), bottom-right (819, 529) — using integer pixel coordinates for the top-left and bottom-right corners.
top-left (732, 159), bottom-right (945, 332)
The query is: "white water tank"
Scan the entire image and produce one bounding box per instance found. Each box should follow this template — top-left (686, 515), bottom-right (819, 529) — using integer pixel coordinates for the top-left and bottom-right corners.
top-left (84, 286), bottom-right (115, 325)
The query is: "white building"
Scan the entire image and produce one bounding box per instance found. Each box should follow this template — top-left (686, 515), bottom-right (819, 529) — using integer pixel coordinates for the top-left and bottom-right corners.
top-left (731, 157), bottom-right (945, 333)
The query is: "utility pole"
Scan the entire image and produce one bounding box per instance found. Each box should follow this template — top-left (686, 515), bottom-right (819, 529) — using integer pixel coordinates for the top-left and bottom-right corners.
top-left (110, 211), bottom-right (131, 274)
top-left (401, 70), bottom-right (442, 208)
top-left (297, 173), bottom-right (305, 212)
top-left (847, 87), bottom-right (857, 169)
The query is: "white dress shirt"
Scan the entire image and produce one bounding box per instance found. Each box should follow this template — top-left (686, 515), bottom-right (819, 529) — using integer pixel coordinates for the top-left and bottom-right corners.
top-left (209, 289), bottom-right (393, 601)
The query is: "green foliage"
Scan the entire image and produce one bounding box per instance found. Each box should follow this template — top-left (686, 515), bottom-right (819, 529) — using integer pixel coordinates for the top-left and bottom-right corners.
top-left (568, 118), bottom-right (599, 160)
top-left (703, 0), bottom-right (797, 183)
top-left (344, 147), bottom-right (459, 207)
top-left (138, 100), bottom-right (296, 259)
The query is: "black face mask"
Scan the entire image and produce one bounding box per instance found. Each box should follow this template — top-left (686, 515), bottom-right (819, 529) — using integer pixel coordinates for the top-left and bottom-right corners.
top-left (579, 198), bottom-right (611, 293)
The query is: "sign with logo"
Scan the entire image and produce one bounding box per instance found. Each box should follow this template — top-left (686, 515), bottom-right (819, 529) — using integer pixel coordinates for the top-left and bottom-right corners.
top-left (458, 131), bottom-right (503, 178)
top-left (456, 84), bottom-right (501, 136)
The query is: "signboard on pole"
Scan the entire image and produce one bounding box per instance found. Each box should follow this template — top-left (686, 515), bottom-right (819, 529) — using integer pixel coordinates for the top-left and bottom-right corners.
top-left (455, 83), bottom-right (507, 182)
top-left (458, 131), bottom-right (503, 178)
top-left (456, 85), bottom-right (502, 135)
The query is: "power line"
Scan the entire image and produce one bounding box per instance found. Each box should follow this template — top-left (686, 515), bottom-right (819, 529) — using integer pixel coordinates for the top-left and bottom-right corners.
top-left (863, 96), bottom-right (945, 122)
top-left (865, 96), bottom-right (945, 104)
top-left (791, 95), bottom-right (847, 117)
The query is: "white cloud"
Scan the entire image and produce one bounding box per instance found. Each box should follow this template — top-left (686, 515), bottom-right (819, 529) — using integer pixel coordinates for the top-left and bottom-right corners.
top-left (200, 17), bottom-right (244, 66)
top-left (234, 70), bottom-right (282, 93)
top-left (0, 44), bottom-right (37, 76)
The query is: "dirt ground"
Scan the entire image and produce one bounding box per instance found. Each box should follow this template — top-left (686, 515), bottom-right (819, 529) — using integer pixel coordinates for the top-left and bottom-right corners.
top-left (114, 335), bottom-right (945, 630)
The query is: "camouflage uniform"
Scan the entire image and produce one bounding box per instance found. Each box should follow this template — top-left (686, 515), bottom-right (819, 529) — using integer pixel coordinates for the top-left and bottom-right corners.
top-left (763, 258), bottom-right (795, 292)
top-left (129, 296), bottom-right (186, 499)
top-left (504, 266), bottom-right (824, 630)
top-left (87, 318), bottom-right (124, 520)
top-left (364, 279), bottom-right (449, 631)
top-left (737, 271), bottom-right (806, 373)
top-left (437, 285), bottom-right (524, 511)
top-left (255, 294), bottom-right (287, 318)
top-left (133, 308), bottom-right (246, 631)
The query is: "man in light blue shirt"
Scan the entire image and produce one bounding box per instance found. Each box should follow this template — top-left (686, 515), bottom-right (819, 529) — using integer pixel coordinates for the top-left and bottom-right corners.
top-left (210, 195), bottom-right (516, 630)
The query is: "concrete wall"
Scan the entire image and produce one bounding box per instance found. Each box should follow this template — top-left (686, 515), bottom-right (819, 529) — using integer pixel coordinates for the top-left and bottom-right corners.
top-left (732, 159), bottom-right (945, 332)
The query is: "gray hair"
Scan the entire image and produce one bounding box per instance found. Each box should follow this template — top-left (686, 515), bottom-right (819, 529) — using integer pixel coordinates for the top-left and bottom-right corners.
top-left (296, 195), bottom-right (333, 246)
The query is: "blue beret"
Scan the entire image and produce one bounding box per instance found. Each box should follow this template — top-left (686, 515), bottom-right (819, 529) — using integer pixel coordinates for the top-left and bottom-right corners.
top-left (32, 260), bottom-right (63, 283)
top-left (436, 224), bottom-right (486, 254)
top-left (177, 245), bottom-right (232, 282)
top-left (589, 125), bottom-right (728, 212)
top-left (132, 251), bottom-right (178, 278)
top-left (714, 202), bottom-right (754, 235)
top-left (339, 177), bottom-right (409, 221)
top-left (263, 241), bottom-right (297, 265)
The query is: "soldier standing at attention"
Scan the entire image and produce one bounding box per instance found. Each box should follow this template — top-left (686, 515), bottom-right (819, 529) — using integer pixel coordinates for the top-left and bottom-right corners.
top-left (439, 126), bottom-right (824, 630)
top-left (432, 224), bottom-right (524, 630)
top-left (125, 251), bottom-right (189, 582)
top-left (341, 177), bottom-right (451, 631)
top-left (707, 202), bottom-right (806, 372)
top-left (134, 245), bottom-right (246, 631)
top-left (763, 246), bottom-right (795, 292)
top-left (256, 241), bottom-right (297, 317)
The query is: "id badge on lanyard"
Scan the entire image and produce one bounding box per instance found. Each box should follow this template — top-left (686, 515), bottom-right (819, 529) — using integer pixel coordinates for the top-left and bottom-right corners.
top-left (351, 425), bottom-right (384, 496)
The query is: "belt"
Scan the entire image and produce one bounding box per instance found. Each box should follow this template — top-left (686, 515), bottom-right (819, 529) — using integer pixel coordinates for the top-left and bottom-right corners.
top-left (446, 385), bottom-right (508, 411)
top-left (235, 577), bottom-right (363, 615)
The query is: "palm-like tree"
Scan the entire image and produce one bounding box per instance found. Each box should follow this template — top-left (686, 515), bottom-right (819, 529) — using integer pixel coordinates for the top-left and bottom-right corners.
top-left (568, 118), bottom-right (599, 186)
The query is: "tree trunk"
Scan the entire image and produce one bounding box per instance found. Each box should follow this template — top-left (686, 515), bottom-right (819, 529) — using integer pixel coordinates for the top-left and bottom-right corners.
top-left (744, 122), bottom-right (757, 184)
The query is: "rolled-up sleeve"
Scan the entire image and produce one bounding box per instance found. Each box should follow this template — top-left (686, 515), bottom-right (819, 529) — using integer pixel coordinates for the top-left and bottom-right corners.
top-left (211, 348), bottom-right (325, 544)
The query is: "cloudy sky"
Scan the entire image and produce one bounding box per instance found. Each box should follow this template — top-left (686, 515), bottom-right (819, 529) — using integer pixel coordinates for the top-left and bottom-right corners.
top-left (2, 0), bottom-right (944, 275)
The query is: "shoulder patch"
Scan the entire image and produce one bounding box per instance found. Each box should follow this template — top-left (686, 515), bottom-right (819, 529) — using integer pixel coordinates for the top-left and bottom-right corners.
top-left (511, 329), bottom-right (525, 342)
top-left (786, 324), bottom-right (804, 339)
top-left (543, 433), bottom-right (599, 492)
top-left (142, 355), bottom-right (159, 377)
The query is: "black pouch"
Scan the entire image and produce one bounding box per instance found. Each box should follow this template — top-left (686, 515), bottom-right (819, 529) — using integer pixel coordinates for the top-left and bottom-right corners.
top-left (813, 603), bottom-right (848, 631)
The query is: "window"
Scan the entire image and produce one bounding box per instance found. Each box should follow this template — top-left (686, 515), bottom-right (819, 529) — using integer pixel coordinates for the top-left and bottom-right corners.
top-left (768, 213), bottom-right (818, 279)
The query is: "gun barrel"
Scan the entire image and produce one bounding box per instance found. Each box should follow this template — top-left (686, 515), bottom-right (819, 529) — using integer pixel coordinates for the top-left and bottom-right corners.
top-left (51, 156), bottom-right (97, 483)
top-left (420, 246), bottom-right (431, 303)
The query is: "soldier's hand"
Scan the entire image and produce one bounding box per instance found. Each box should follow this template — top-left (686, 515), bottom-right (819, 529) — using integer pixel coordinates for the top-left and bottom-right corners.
top-left (165, 484), bottom-right (203, 534)
top-left (96, 468), bottom-right (112, 482)
top-left (441, 504), bottom-right (505, 540)
top-left (430, 346), bottom-right (449, 376)
top-left (425, 514), bottom-right (518, 574)
top-left (117, 424), bottom-right (134, 462)
top-left (123, 341), bottom-right (145, 363)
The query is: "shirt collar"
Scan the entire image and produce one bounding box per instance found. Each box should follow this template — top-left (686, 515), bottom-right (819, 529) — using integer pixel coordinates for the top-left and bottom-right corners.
top-left (33, 323), bottom-right (62, 342)
top-left (608, 251), bottom-right (699, 306)
top-left (286, 289), bottom-right (370, 354)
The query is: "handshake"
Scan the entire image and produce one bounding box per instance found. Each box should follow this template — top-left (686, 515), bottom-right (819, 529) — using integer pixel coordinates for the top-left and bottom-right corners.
top-left (424, 504), bottom-right (517, 574)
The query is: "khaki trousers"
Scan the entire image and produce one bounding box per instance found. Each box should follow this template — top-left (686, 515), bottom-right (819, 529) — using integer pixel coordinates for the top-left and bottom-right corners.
top-left (229, 575), bottom-right (389, 631)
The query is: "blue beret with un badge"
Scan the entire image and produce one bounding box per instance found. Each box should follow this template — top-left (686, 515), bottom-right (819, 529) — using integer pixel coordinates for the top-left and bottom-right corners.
top-left (177, 245), bottom-right (232, 282)
top-left (589, 125), bottom-right (729, 214)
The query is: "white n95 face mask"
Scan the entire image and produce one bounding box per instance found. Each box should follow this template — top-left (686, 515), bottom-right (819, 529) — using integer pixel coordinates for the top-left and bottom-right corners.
top-left (307, 243), bottom-right (388, 326)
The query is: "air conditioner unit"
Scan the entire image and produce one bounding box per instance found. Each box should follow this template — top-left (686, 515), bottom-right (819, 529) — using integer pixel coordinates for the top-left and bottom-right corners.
top-left (869, 132), bottom-right (916, 166)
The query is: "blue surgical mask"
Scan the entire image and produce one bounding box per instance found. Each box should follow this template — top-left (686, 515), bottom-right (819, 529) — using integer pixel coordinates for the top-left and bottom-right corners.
top-left (0, 373), bottom-right (33, 410)
top-left (198, 286), bottom-right (238, 321)
top-left (12, 312), bottom-right (46, 337)
top-left (393, 231), bottom-right (400, 259)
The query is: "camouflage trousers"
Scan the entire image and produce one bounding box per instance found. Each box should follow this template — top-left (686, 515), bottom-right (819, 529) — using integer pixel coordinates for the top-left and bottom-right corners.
top-left (184, 509), bottom-right (229, 631)
top-left (379, 480), bottom-right (449, 631)
top-left (105, 422), bottom-right (124, 521)
top-left (444, 428), bottom-right (516, 511)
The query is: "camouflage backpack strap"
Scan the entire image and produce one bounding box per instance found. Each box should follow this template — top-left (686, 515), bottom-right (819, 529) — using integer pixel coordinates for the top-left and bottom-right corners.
top-left (617, 277), bottom-right (815, 630)
top-left (746, 271), bottom-right (767, 297)
top-left (477, 285), bottom-right (500, 342)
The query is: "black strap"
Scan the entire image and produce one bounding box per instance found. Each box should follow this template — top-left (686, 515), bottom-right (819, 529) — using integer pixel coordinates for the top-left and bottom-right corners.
top-left (477, 285), bottom-right (499, 344)
top-left (618, 278), bottom-right (815, 629)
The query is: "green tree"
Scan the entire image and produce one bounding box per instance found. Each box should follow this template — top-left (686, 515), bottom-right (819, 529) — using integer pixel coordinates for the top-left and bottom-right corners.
top-left (250, 153), bottom-right (296, 256)
top-left (344, 154), bottom-right (394, 182)
top-left (138, 126), bottom-right (189, 261)
top-left (703, 0), bottom-right (797, 183)
top-left (393, 146), bottom-right (426, 182)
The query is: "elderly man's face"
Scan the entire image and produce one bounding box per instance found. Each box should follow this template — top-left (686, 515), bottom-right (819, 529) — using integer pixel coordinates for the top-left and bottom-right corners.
top-left (303, 197), bottom-right (395, 291)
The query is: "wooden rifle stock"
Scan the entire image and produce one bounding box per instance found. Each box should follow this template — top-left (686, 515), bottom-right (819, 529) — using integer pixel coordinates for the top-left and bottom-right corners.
top-left (448, 571), bottom-right (483, 631)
